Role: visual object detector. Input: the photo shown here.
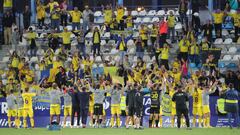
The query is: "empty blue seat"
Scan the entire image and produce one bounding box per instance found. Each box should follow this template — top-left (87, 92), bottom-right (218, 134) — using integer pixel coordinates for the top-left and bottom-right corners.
top-left (227, 63), bottom-right (237, 68)
top-left (189, 63), bottom-right (196, 68)
top-left (218, 62), bottom-right (225, 68)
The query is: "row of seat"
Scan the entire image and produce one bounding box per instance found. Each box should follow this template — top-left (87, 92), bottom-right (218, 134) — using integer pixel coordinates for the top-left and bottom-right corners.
top-left (93, 9), bottom-right (191, 17)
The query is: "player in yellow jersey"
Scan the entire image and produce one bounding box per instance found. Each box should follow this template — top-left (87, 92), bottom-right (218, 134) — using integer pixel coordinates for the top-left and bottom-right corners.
top-left (167, 82), bottom-right (177, 128)
top-left (192, 83), bottom-right (204, 127)
top-left (22, 87), bottom-right (36, 128)
top-left (89, 93), bottom-right (94, 126)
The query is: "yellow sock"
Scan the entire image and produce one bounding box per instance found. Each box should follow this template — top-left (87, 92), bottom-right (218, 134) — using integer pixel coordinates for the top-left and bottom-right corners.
top-left (193, 117), bottom-right (196, 127)
top-left (159, 117), bottom-right (163, 127)
top-left (199, 116), bottom-right (202, 127)
top-left (117, 117), bottom-right (121, 127)
top-left (110, 117), bottom-right (114, 127)
top-left (8, 118), bottom-right (11, 127)
top-left (203, 117), bottom-right (207, 127)
top-left (23, 118), bottom-right (27, 128)
top-left (181, 118), bottom-right (184, 126)
top-left (206, 117), bottom-right (210, 127)
top-left (171, 118), bottom-right (175, 127)
top-left (15, 118), bottom-right (19, 128)
top-left (30, 118), bottom-right (34, 127)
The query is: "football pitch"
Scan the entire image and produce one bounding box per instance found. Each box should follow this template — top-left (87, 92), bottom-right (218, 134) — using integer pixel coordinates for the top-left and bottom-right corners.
top-left (0, 128), bottom-right (239, 135)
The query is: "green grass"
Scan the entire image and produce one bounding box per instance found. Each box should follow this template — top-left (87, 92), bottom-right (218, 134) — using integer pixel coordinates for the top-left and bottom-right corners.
top-left (0, 128), bottom-right (239, 135)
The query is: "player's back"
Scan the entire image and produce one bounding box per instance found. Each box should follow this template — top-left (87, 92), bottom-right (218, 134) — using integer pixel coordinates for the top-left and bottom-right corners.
top-left (192, 88), bottom-right (203, 107)
top-left (22, 93), bottom-right (36, 108)
top-left (6, 94), bottom-right (17, 110)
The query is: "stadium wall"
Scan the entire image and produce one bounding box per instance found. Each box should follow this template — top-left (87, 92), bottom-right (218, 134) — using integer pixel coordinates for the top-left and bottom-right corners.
top-left (0, 96), bottom-right (237, 128)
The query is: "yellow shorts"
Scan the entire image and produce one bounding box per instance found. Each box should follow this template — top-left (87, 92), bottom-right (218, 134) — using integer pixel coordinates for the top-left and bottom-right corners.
top-left (64, 106), bottom-right (72, 116)
top-left (7, 109), bottom-right (17, 117)
top-left (171, 108), bottom-right (176, 116)
top-left (17, 108), bottom-right (24, 117)
top-left (23, 108), bottom-right (34, 118)
top-left (111, 104), bottom-right (121, 115)
top-left (89, 105), bottom-right (94, 114)
top-left (193, 107), bottom-right (203, 116)
top-left (50, 104), bottom-right (61, 115)
top-left (203, 105), bottom-right (210, 114)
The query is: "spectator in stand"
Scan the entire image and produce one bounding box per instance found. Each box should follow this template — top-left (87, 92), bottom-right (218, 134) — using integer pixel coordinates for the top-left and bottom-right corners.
top-left (69, 7), bottom-right (82, 31)
top-left (3, 0), bottom-right (13, 13)
top-left (92, 27), bottom-right (101, 57)
top-left (24, 27), bottom-right (37, 57)
top-left (72, 27), bottom-right (86, 57)
top-left (47, 0), bottom-right (59, 13)
top-left (192, 12), bottom-right (201, 34)
top-left (202, 20), bottom-right (214, 43)
top-left (23, 5), bottom-right (32, 30)
top-left (3, 11), bottom-right (14, 45)
top-left (116, 5), bottom-right (125, 30)
top-left (178, 0), bottom-right (188, 29)
top-left (166, 11), bottom-right (176, 43)
top-left (228, 10), bottom-right (240, 42)
top-left (116, 34), bottom-right (133, 65)
top-left (135, 36), bottom-right (144, 59)
top-left (102, 5), bottom-right (113, 31)
top-left (60, 0), bottom-right (68, 27)
top-left (139, 24), bottom-right (148, 51)
top-left (160, 44), bottom-right (170, 70)
top-left (82, 5), bottom-right (93, 32)
top-left (212, 9), bottom-right (225, 38)
top-left (59, 27), bottom-right (72, 51)
top-left (50, 6), bottom-right (61, 31)
top-left (159, 18), bottom-right (168, 48)
top-left (126, 11), bottom-right (133, 31)
top-left (11, 28), bottom-right (20, 51)
top-left (178, 35), bottom-right (190, 61)
top-left (189, 38), bottom-right (200, 65)
top-left (37, 2), bottom-right (46, 29)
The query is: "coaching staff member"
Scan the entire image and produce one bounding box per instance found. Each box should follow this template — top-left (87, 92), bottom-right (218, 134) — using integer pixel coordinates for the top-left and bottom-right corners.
top-left (172, 85), bottom-right (191, 129)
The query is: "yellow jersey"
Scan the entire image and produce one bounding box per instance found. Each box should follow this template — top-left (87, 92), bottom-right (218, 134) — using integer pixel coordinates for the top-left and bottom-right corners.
top-left (192, 88), bottom-right (203, 108)
top-left (179, 39), bottom-right (190, 52)
top-left (169, 89), bottom-right (176, 108)
top-left (93, 32), bottom-right (100, 44)
top-left (3, 0), bottom-right (12, 8)
top-left (22, 93), bottom-right (36, 108)
top-left (126, 16), bottom-right (133, 28)
top-left (104, 9), bottom-right (112, 23)
top-left (116, 8), bottom-right (124, 22)
top-left (212, 13), bottom-right (224, 24)
top-left (60, 31), bottom-right (71, 44)
top-left (189, 44), bottom-right (199, 55)
top-left (139, 28), bottom-right (148, 40)
top-left (72, 56), bottom-right (79, 71)
top-left (229, 13), bottom-right (240, 26)
top-left (48, 1), bottom-right (59, 13)
top-left (167, 15), bottom-right (175, 28)
top-left (37, 5), bottom-right (46, 19)
top-left (11, 57), bottom-right (19, 68)
top-left (161, 48), bottom-right (169, 60)
top-left (69, 11), bottom-right (82, 23)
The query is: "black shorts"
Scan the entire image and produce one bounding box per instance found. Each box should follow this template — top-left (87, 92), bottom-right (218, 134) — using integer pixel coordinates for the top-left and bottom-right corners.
top-left (135, 107), bottom-right (143, 117)
top-left (150, 105), bottom-right (160, 114)
top-left (94, 104), bottom-right (103, 115)
top-left (121, 110), bottom-right (127, 116)
top-left (128, 107), bottom-right (135, 116)
top-left (64, 44), bottom-right (71, 50)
